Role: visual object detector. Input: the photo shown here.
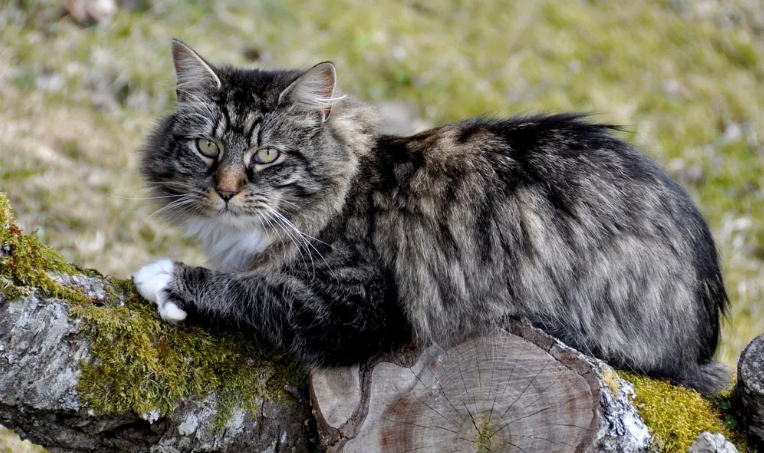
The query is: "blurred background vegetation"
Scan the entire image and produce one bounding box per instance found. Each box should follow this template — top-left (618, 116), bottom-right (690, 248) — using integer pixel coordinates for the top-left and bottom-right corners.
top-left (1, 0), bottom-right (763, 448)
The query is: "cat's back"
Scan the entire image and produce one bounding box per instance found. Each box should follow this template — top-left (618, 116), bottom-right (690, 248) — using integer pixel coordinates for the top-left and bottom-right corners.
top-left (364, 113), bottom-right (725, 378)
top-left (368, 113), bottom-right (718, 278)
top-left (370, 113), bottom-right (678, 222)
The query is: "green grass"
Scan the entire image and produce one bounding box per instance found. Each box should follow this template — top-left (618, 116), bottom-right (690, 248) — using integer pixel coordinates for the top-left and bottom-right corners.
top-left (1, 0), bottom-right (763, 448)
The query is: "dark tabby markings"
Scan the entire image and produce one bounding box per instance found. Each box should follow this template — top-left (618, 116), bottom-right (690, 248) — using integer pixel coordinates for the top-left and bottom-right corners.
top-left (138, 41), bottom-right (729, 394)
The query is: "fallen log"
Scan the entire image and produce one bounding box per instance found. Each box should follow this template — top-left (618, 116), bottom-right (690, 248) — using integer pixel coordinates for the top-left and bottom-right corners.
top-left (0, 276), bottom-right (317, 453)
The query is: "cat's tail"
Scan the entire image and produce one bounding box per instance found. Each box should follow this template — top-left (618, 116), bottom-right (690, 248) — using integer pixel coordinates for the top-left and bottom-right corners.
top-left (677, 361), bottom-right (732, 395)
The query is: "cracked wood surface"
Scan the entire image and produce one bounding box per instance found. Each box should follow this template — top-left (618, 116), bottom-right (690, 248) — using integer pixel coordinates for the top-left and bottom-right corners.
top-left (311, 321), bottom-right (653, 453)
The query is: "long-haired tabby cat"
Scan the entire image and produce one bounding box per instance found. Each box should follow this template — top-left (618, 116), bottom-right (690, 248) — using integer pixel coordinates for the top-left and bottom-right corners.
top-left (134, 40), bottom-right (729, 394)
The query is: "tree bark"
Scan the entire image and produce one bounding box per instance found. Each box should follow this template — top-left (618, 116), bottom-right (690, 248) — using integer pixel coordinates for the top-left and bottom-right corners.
top-left (0, 276), bottom-right (317, 453)
top-left (736, 333), bottom-right (764, 449)
top-left (310, 320), bottom-right (654, 453)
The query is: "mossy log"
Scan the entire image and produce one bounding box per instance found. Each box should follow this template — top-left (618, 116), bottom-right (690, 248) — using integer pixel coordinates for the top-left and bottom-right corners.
top-left (0, 192), bottom-right (316, 452)
top-left (0, 277), bottom-right (317, 453)
top-left (310, 320), bottom-right (654, 453)
top-left (1, 192), bottom-right (742, 453)
top-left (0, 272), bottom-right (653, 453)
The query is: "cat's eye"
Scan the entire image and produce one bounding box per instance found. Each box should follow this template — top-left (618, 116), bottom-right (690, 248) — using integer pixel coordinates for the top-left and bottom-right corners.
top-left (253, 148), bottom-right (280, 165)
top-left (195, 138), bottom-right (220, 159)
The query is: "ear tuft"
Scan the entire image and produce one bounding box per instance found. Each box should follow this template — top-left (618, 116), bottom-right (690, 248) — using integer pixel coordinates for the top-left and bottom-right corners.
top-left (171, 39), bottom-right (222, 102)
top-left (279, 62), bottom-right (338, 121)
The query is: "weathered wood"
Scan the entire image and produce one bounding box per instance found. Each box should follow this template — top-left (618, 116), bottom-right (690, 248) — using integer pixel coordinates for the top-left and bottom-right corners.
top-left (310, 320), bottom-right (653, 453)
top-left (736, 333), bottom-right (764, 449)
top-left (310, 364), bottom-right (362, 442)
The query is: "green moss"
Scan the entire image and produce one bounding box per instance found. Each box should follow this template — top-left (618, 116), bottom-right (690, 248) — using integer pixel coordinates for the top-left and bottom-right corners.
top-left (0, 192), bottom-right (303, 428)
top-left (0, 192), bottom-right (84, 303)
top-left (474, 413), bottom-right (507, 453)
top-left (72, 280), bottom-right (303, 428)
top-left (619, 371), bottom-right (750, 452)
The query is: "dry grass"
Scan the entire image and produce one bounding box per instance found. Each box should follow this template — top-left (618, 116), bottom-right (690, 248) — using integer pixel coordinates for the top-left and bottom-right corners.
top-left (1, 0), bottom-right (763, 449)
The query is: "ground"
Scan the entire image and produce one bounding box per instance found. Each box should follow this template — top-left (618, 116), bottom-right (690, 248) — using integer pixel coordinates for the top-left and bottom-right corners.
top-left (1, 0), bottom-right (763, 451)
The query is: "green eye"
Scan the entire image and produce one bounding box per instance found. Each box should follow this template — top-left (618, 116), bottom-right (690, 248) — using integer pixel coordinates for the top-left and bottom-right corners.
top-left (195, 138), bottom-right (219, 158)
top-left (253, 148), bottom-right (280, 165)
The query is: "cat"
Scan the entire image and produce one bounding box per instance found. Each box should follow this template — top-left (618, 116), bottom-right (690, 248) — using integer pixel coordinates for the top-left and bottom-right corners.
top-left (134, 39), bottom-right (730, 394)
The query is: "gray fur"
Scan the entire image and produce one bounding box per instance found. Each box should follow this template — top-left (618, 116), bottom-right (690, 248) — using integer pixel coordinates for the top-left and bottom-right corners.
top-left (137, 41), bottom-right (729, 394)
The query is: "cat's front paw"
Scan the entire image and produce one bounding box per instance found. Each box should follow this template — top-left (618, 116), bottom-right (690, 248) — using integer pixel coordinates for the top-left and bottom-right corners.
top-left (133, 259), bottom-right (187, 323)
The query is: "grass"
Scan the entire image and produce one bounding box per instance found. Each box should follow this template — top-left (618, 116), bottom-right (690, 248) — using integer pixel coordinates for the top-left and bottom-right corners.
top-left (1, 0), bottom-right (763, 449)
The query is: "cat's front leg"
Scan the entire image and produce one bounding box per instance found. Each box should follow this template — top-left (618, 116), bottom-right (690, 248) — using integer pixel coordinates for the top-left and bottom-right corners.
top-left (131, 252), bottom-right (411, 366)
top-left (133, 259), bottom-right (188, 323)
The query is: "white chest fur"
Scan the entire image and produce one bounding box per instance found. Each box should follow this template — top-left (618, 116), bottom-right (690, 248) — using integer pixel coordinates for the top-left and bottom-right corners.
top-left (184, 217), bottom-right (270, 272)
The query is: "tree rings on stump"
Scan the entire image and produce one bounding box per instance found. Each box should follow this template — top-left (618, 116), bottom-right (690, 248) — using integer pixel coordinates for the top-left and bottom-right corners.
top-left (310, 321), bottom-right (603, 453)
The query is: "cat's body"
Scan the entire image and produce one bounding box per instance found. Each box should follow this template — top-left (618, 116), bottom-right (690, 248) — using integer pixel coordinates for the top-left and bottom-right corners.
top-left (134, 40), bottom-right (729, 394)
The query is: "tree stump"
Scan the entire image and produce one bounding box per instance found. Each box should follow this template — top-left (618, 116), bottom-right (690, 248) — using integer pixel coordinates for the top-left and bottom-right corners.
top-left (737, 333), bottom-right (764, 448)
top-left (310, 320), bottom-right (653, 453)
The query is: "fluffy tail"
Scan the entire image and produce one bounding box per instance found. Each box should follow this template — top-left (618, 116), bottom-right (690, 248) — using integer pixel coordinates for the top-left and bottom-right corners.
top-left (677, 361), bottom-right (732, 395)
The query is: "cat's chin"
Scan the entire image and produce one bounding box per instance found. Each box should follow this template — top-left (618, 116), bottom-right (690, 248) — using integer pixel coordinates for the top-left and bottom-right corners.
top-left (183, 215), bottom-right (271, 272)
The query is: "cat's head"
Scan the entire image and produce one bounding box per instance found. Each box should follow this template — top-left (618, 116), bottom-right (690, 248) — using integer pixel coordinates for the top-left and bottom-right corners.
top-left (140, 40), bottom-right (376, 262)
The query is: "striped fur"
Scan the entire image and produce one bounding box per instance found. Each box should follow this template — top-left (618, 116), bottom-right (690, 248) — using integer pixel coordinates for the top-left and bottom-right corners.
top-left (136, 42), bottom-right (730, 394)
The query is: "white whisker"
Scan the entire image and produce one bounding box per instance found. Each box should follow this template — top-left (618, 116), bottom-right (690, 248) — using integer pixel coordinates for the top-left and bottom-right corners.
top-left (264, 208), bottom-right (313, 274)
top-left (114, 194), bottom-right (188, 200)
top-left (146, 196), bottom-right (196, 221)
top-left (265, 205), bottom-right (336, 280)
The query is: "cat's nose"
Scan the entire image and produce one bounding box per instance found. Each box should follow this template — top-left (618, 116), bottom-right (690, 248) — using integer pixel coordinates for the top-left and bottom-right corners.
top-left (214, 170), bottom-right (246, 202)
top-left (216, 189), bottom-right (240, 202)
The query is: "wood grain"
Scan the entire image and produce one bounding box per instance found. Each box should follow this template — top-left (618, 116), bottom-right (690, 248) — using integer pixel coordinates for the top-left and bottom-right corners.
top-left (312, 324), bottom-right (602, 453)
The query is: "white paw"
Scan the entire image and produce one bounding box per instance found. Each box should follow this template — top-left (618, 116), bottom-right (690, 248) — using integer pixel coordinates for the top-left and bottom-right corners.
top-left (133, 259), bottom-right (187, 323)
top-left (133, 259), bottom-right (174, 303)
top-left (158, 301), bottom-right (187, 323)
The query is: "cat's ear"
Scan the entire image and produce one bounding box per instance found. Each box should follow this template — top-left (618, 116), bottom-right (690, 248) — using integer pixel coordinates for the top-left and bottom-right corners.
top-left (279, 62), bottom-right (338, 121)
top-left (171, 39), bottom-right (221, 102)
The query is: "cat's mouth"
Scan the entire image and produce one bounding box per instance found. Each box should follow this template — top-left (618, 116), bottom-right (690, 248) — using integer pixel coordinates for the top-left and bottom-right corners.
top-left (211, 196), bottom-right (240, 215)
top-left (216, 204), bottom-right (241, 217)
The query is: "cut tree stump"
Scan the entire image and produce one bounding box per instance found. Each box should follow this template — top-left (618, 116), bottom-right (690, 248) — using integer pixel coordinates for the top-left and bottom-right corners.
top-left (310, 320), bottom-right (653, 453)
